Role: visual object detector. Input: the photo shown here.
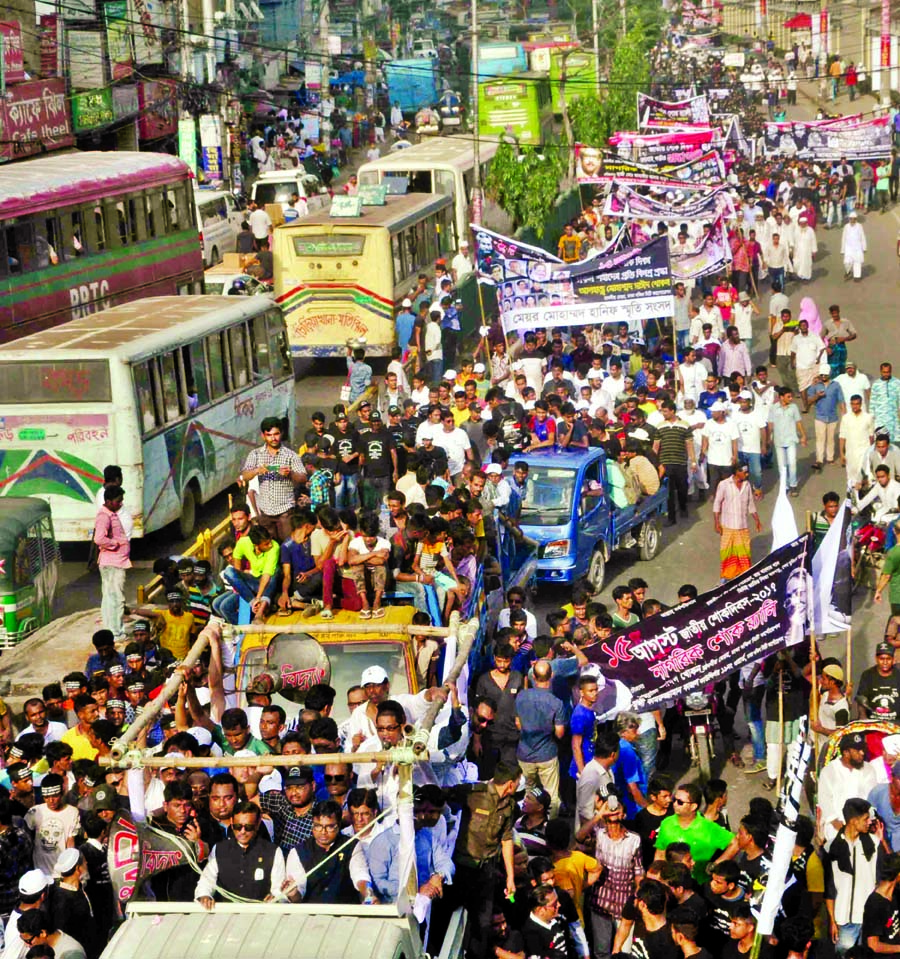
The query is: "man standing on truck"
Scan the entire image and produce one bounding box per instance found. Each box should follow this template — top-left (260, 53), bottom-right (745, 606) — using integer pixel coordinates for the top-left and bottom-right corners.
top-left (713, 463), bottom-right (762, 581)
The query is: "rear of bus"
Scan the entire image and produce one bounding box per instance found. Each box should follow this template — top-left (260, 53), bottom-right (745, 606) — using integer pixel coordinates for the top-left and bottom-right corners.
top-left (0, 350), bottom-right (127, 542)
top-left (273, 195), bottom-right (456, 360)
top-left (479, 75), bottom-right (546, 144)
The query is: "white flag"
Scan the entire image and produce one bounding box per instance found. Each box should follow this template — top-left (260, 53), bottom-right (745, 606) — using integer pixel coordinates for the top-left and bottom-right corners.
top-left (811, 501), bottom-right (853, 634)
top-left (771, 477), bottom-right (799, 550)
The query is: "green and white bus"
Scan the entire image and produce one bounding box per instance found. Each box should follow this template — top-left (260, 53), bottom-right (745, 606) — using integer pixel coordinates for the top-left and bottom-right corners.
top-left (0, 296), bottom-right (295, 541)
top-left (477, 71), bottom-right (554, 145)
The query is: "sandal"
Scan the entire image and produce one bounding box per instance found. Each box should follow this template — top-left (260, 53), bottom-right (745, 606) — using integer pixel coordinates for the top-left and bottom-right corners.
top-left (360, 608), bottom-right (372, 619)
top-left (320, 608), bottom-right (334, 620)
top-left (372, 607), bottom-right (386, 618)
top-left (729, 752), bottom-right (745, 769)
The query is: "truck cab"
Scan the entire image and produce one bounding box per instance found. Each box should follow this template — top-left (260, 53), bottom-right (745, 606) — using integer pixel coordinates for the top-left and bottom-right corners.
top-left (514, 448), bottom-right (666, 591)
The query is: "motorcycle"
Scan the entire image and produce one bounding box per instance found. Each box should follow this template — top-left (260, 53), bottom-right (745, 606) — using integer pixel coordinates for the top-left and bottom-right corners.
top-left (680, 689), bottom-right (718, 781)
top-left (437, 90), bottom-right (465, 133)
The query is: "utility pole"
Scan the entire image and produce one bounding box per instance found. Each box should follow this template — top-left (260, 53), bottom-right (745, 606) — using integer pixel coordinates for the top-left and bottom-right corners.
top-left (591, 0), bottom-right (600, 95)
top-left (881, 0), bottom-right (891, 107)
top-left (471, 0), bottom-right (482, 224)
top-left (621, 0), bottom-right (626, 37)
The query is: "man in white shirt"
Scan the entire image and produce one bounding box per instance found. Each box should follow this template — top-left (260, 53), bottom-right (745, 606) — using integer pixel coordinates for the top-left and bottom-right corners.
top-left (790, 319), bottom-right (826, 411)
top-left (691, 294), bottom-right (725, 343)
top-left (835, 361), bottom-right (872, 411)
top-left (733, 391), bottom-right (767, 493)
top-left (677, 347), bottom-right (707, 406)
top-left (839, 394), bottom-right (875, 488)
top-left (451, 241), bottom-right (474, 283)
top-left (817, 731), bottom-right (882, 842)
top-left (248, 204), bottom-right (272, 243)
top-left (701, 401), bottom-right (740, 492)
top-left (434, 412), bottom-right (474, 479)
top-left (855, 465), bottom-right (900, 524)
top-left (512, 337), bottom-right (546, 394)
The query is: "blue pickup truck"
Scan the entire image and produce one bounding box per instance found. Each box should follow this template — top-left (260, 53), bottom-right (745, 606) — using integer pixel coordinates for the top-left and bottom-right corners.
top-left (512, 447), bottom-right (667, 591)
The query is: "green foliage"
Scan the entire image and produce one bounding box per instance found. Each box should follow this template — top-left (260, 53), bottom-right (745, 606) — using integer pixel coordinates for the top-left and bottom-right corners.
top-left (484, 141), bottom-right (565, 237)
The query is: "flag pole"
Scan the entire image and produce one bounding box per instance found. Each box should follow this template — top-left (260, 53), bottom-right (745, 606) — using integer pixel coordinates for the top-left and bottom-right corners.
top-left (845, 624), bottom-right (853, 700)
top-left (807, 511), bottom-right (820, 768)
top-left (776, 667), bottom-right (785, 796)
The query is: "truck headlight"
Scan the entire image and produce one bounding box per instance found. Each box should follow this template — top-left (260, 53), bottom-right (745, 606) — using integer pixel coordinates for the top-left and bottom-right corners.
top-left (543, 540), bottom-right (570, 559)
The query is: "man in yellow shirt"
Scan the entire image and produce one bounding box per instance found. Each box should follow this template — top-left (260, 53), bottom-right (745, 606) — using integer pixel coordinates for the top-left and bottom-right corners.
top-left (135, 591), bottom-right (196, 660)
top-left (61, 694), bottom-right (100, 761)
top-left (226, 526), bottom-right (282, 623)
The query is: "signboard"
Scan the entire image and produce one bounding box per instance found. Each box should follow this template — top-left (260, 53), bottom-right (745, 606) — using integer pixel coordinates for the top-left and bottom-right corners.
top-left (69, 31), bottom-right (107, 89)
top-left (112, 84), bottom-right (139, 121)
top-left (612, 128), bottom-right (719, 166)
top-left (72, 89), bottom-right (115, 131)
top-left (722, 51), bottom-right (745, 67)
top-left (305, 60), bottom-right (322, 89)
top-left (199, 113), bottom-right (222, 180)
top-left (178, 117), bottom-right (197, 175)
top-left (105, 1), bottom-right (133, 80)
top-left (583, 536), bottom-right (812, 712)
top-left (0, 22), bottom-right (26, 83)
top-left (40, 15), bottom-right (64, 77)
top-left (0, 79), bottom-right (73, 163)
top-left (330, 196), bottom-right (363, 216)
top-left (327, 34), bottom-right (342, 55)
top-left (131, 0), bottom-right (167, 65)
top-left (763, 116), bottom-right (893, 160)
top-left (358, 184), bottom-right (387, 205)
top-left (137, 79), bottom-right (177, 139)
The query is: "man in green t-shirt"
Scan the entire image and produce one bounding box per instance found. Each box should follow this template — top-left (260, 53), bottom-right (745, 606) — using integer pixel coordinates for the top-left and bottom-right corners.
top-left (654, 782), bottom-right (736, 884)
top-left (875, 523), bottom-right (900, 614)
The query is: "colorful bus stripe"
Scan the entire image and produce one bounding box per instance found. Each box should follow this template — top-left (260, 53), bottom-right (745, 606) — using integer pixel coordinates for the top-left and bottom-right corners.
top-left (0, 449), bottom-right (104, 502)
top-left (276, 282), bottom-right (395, 321)
top-left (3, 232), bottom-right (200, 303)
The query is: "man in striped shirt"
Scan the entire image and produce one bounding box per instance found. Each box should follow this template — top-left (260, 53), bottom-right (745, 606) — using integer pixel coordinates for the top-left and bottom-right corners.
top-left (655, 400), bottom-right (696, 526)
top-left (713, 463), bottom-right (762, 581)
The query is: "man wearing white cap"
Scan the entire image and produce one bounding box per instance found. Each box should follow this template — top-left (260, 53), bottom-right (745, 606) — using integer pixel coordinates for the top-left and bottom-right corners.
top-left (3, 869), bottom-right (53, 959)
top-left (395, 299), bottom-right (416, 363)
top-left (51, 848), bottom-right (95, 959)
top-left (840, 210), bottom-right (867, 281)
top-left (451, 241), bottom-right (473, 284)
top-left (343, 665), bottom-right (439, 752)
top-left (792, 215), bottom-right (817, 281)
top-left (733, 391), bottom-right (767, 493)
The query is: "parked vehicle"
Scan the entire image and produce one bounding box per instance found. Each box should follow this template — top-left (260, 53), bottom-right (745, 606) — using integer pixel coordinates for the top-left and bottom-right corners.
top-left (250, 170), bottom-right (330, 216)
top-left (412, 37), bottom-right (438, 58)
top-left (0, 498), bottom-right (60, 648)
top-left (385, 58), bottom-right (439, 114)
top-left (680, 689), bottom-right (718, 781)
top-left (194, 189), bottom-right (244, 267)
top-left (513, 448), bottom-right (666, 591)
top-left (437, 90), bottom-right (465, 131)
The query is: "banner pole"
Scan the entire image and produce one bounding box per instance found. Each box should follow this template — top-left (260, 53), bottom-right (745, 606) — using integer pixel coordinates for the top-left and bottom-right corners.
top-left (845, 625), bottom-right (853, 699)
top-left (776, 668), bottom-right (785, 796)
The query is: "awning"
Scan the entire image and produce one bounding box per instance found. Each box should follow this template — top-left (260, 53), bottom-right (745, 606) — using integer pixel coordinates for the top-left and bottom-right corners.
top-left (784, 13), bottom-right (812, 28)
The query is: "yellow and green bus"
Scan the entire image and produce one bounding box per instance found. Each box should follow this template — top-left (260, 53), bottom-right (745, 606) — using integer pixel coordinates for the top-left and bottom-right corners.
top-left (274, 193), bottom-right (456, 358)
top-left (477, 71), bottom-right (554, 145)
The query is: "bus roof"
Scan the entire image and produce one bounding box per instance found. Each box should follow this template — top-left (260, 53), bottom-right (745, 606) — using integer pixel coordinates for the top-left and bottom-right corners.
top-left (276, 192), bottom-right (453, 232)
top-left (356, 138), bottom-right (499, 175)
top-left (0, 296), bottom-right (269, 363)
top-left (0, 151), bottom-right (190, 220)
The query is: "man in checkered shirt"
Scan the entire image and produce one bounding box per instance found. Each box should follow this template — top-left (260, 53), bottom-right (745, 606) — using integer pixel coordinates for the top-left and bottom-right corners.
top-left (240, 416), bottom-right (306, 542)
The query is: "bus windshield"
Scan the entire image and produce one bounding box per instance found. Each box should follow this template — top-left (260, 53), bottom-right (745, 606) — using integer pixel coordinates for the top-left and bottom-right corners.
top-left (0, 360), bottom-right (111, 403)
top-left (519, 466), bottom-right (576, 525)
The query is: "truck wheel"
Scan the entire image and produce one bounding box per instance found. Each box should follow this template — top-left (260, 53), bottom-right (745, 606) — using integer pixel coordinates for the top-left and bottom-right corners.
top-left (587, 549), bottom-right (606, 591)
top-left (639, 519), bottom-right (661, 561)
top-left (179, 485), bottom-right (198, 540)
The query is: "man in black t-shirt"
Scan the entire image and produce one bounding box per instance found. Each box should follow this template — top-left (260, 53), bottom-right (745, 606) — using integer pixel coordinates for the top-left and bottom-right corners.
top-left (633, 879), bottom-right (681, 959)
top-left (488, 910), bottom-right (526, 959)
top-left (702, 861), bottom-right (746, 952)
top-left (522, 885), bottom-right (569, 959)
top-left (670, 907), bottom-right (714, 959)
top-left (359, 412), bottom-right (397, 510)
top-left (862, 853), bottom-right (900, 955)
top-left (857, 644), bottom-right (900, 721)
top-left (333, 413), bottom-right (362, 510)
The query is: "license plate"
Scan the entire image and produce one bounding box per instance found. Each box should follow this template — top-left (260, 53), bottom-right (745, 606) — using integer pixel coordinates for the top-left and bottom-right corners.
top-left (443, 117), bottom-right (460, 125)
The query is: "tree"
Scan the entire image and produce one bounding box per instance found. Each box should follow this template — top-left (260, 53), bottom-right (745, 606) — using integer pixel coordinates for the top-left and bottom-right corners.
top-left (485, 141), bottom-right (565, 237)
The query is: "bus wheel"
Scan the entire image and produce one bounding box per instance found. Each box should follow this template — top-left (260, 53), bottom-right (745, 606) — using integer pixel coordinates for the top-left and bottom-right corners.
top-left (179, 485), bottom-right (198, 539)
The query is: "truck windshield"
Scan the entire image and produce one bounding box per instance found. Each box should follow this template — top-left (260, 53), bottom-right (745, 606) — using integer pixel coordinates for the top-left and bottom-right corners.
top-left (518, 466), bottom-right (576, 526)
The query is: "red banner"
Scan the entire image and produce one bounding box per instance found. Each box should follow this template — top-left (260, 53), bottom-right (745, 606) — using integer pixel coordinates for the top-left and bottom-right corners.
top-left (137, 79), bottom-right (177, 140)
top-left (39, 15), bottom-right (64, 77)
top-left (0, 79), bottom-right (73, 163)
top-left (882, 34), bottom-right (892, 68)
top-left (0, 22), bottom-right (25, 82)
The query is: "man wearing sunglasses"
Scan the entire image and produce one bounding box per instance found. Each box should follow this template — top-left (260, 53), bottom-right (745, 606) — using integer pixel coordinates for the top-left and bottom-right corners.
top-left (654, 782), bottom-right (735, 885)
top-left (196, 802), bottom-right (285, 909)
top-left (17, 909), bottom-right (85, 959)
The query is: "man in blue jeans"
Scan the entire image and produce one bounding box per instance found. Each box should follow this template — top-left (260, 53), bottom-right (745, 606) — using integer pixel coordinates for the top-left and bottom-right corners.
top-left (215, 526), bottom-right (281, 624)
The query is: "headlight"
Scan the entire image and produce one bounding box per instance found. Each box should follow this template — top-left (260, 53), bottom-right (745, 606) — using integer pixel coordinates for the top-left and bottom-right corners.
top-left (543, 540), bottom-right (570, 559)
top-left (452, 106), bottom-right (460, 113)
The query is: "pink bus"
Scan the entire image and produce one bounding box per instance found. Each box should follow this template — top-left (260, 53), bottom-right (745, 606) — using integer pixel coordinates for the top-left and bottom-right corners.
top-left (0, 152), bottom-right (204, 343)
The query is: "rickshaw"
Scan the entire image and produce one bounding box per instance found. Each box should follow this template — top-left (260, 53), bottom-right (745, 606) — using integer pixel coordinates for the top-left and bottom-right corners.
top-left (0, 498), bottom-right (61, 648)
top-left (823, 719), bottom-right (900, 767)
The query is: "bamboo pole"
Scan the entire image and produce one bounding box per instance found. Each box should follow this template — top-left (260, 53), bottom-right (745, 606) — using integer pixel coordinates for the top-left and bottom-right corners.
top-left (221, 621), bottom-right (456, 639)
top-left (845, 625), bottom-right (854, 700)
top-left (776, 668), bottom-right (785, 796)
top-left (101, 748), bottom-right (438, 769)
top-left (809, 628), bottom-right (820, 773)
top-left (109, 620), bottom-right (219, 760)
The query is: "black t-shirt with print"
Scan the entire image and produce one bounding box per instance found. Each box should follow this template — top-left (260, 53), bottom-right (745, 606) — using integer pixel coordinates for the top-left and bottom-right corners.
top-left (857, 666), bottom-right (900, 721)
top-left (333, 432), bottom-right (362, 475)
top-left (862, 889), bottom-right (900, 947)
top-left (361, 429), bottom-right (395, 478)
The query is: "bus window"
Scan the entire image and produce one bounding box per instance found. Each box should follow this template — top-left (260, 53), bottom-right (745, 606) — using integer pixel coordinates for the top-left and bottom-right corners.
top-left (206, 332), bottom-right (230, 398)
top-left (175, 183), bottom-right (191, 234)
top-left (4, 222), bottom-right (32, 273)
top-left (434, 170), bottom-right (454, 195)
top-left (462, 169), bottom-right (473, 203)
top-left (133, 361), bottom-right (161, 433)
top-left (33, 217), bottom-right (60, 268)
top-left (266, 311), bottom-right (292, 379)
top-left (250, 315), bottom-right (270, 377)
top-left (129, 197), bottom-right (148, 243)
top-left (415, 220), bottom-right (428, 269)
top-left (391, 234), bottom-right (405, 285)
top-left (100, 201), bottom-right (121, 250)
top-left (404, 227), bottom-right (418, 272)
top-left (185, 341), bottom-right (210, 407)
top-left (229, 324), bottom-right (250, 389)
top-left (59, 211), bottom-right (82, 259)
top-left (0, 230), bottom-right (8, 278)
top-left (407, 171), bottom-right (432, 193)
top-left (158, 351), bottom-right (184, 422)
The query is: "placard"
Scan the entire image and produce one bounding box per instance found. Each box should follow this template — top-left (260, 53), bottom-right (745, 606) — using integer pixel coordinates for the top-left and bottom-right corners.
top-left (330, 196), bottom-right (363, 216)
top-left (358, 184), bottom-right (387, 205)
